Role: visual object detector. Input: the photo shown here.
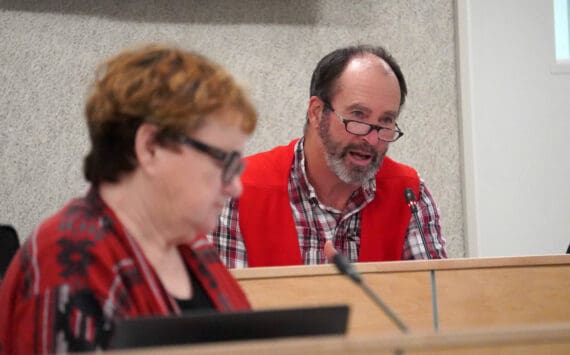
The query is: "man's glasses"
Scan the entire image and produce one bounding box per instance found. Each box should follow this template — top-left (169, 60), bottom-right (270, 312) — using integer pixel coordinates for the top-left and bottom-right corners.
top-left (177, 135), bottom-right (244, 185)
top-left (325, 104), bottom-right (404, 143)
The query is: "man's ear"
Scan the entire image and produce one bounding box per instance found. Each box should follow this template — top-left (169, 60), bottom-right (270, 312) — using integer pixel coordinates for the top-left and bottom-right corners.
top-left (307, 96), bottom-right (325, 129)
top-left (134, 123), bottom-right (160, 172)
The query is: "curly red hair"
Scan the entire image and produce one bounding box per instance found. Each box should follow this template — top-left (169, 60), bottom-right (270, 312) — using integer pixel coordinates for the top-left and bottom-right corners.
top-left (83, 45), bottom-right (257, 185)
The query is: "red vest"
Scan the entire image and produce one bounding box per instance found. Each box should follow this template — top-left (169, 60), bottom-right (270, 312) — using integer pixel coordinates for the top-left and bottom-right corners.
top-left (238, 139), bottom-right (420, 267)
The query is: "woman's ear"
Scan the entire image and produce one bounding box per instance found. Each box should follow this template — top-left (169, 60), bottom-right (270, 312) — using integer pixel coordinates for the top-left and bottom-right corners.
top-left (307, 96), bottom-right (325, 129)
top-left (134, 123), bottom-right (160, 172)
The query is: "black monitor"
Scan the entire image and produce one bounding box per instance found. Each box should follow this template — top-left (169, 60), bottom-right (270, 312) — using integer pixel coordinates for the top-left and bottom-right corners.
top-left (108, 304), bottom-right (349, 350)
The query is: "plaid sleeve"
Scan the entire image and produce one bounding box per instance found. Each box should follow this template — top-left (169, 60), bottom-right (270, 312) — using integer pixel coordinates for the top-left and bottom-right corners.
top-left (402, 179), bottom-right (448, 259)
top-left (208, 198), bottom-right (249, 268)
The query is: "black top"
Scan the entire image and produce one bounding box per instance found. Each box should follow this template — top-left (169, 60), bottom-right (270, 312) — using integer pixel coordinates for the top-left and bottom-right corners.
top-left (174, 263), bottom-right (216, 312)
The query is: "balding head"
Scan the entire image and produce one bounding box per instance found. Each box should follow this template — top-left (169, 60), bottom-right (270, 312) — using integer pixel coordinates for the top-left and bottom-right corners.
top-left (309, 45), bottom-right (407, 108)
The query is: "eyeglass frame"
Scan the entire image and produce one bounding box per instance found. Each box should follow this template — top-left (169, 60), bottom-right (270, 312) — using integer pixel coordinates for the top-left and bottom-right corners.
top-left (176, 134), bottom-right (244, 185)
top-left (323, 101), bottom-right (404, 143)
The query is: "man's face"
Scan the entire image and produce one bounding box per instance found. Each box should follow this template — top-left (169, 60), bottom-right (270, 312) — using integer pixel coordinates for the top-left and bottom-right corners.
top-left (318, 115), bottom-right (383, 185)
top-left (317, 55), bottom-right (402, 186)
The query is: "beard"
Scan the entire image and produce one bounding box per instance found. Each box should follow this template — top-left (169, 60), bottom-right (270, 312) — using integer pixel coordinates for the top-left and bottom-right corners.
top-left (318, 116), bottom-right (385, 185)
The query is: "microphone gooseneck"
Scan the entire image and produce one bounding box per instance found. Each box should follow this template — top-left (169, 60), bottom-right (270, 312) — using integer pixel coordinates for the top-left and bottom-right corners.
top-left (404, 188), bottom-right (432, 259)
top-left (324, 241), bottom-right (408, 333)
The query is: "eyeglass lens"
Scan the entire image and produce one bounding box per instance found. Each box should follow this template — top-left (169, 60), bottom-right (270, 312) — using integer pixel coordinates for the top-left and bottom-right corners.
top-left (222, 152), bottom-right (244, 185)
top-left (345, 121), bottom-right (398, 141)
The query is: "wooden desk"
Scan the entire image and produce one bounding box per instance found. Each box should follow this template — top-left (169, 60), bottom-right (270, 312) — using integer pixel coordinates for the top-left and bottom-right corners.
top-left (109, 322), bottom-right (570, 355)
top-left (106, 256), bottom-right (570, 354)
top-left (231, 255), bottom-right (570, 335)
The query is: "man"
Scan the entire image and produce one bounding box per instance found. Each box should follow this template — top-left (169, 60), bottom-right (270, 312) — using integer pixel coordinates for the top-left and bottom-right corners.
top-left (211, 45), bottom-right (447, 268)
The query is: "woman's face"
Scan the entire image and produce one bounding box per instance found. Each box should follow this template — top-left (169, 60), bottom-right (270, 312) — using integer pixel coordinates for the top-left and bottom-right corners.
top-left (151, 109), bottom-right (249, 239)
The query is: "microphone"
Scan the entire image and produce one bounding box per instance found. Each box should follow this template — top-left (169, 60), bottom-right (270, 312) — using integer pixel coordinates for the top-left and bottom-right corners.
top-left (404, 188), bottom-right (432, 259)
top-left (324, 241), bottom-right (408, 333)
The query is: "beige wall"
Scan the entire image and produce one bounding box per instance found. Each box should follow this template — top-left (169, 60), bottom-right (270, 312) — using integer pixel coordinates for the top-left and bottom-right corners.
top-left (457, 0), bottom-right (570, 256)
top-left (0, 0), bottom-right (464, 257)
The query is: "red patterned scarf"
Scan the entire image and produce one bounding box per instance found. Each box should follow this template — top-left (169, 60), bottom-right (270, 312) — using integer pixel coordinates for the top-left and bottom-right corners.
top-left (0, 188), bottom-right (250, 353)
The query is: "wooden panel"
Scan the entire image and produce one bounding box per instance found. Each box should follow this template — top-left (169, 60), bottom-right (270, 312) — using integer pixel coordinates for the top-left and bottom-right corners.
top-left (237, 271), bottom-right (433, 335)
top-left (436, 265), bottom-right (570, 329)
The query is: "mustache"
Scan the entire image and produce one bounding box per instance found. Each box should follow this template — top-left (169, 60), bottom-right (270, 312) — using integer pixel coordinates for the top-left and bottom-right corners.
top-left (340, 143), bottom-right (378, 159)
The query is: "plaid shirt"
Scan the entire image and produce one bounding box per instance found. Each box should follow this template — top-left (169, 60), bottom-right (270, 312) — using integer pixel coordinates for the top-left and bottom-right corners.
top-left (210, 139), bottom-right (447, 268)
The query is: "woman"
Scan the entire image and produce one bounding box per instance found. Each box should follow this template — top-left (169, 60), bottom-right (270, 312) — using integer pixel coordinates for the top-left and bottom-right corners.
top-left (0, 45), bottom-right (256, 353)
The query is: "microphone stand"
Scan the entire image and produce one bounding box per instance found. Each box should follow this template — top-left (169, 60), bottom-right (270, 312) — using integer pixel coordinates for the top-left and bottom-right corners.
top-left (357, 278), bottom-right (409, 333)
top-left (404, 188), bottom-right (432, 259)
top-left (330, 253), bottom-right (409, 333)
